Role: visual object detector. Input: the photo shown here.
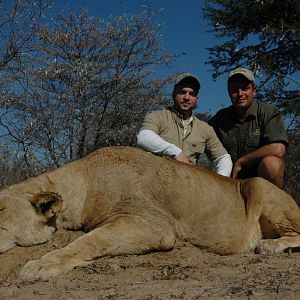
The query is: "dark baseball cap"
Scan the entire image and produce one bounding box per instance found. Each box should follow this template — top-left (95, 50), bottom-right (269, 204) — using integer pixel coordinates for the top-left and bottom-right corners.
top-left (174, 73), bottom-right (200, 95)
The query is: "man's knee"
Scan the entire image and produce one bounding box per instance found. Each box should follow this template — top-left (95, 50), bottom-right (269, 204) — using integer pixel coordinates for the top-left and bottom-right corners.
top-left (258, 156), bottom-right (285, 188)
top-left (259, 156), bottom-right (284, 173)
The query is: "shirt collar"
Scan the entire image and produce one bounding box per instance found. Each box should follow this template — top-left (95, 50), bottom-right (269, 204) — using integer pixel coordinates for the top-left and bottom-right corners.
top-left (169, 106), bottom-right (194, 123)
top-left (228, 100), bottom-right (257, 121)
top-left (246, 100), bottom-right (258, 117)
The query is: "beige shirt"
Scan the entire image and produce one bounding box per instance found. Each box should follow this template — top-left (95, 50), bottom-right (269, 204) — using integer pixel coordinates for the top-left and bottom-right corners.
top-left (140, 107), bottom-right (228, 165)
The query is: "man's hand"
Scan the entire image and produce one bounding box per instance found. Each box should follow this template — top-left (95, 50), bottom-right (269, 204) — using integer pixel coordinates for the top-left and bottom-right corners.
top-left (232, 161), bottom-right (242, 179)
top-left (175, 152), bottom-right (191, 164)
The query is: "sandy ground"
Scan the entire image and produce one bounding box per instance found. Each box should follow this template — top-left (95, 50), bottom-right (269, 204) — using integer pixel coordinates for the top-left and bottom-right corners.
top-left (0, 229), bottom-right (299, 300)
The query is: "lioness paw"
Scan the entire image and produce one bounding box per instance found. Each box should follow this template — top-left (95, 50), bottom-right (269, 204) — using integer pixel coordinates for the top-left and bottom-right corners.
top-left (255, 240), bottom-right (282, 254)
top-left (19, 260), bottom-right (44, 281)
top-left (19, 259), bottom-right (71, 281)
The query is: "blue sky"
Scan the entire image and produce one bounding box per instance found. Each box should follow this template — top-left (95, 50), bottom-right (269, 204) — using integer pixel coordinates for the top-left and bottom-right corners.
top-left (51, 0), bottom-right (229, 114)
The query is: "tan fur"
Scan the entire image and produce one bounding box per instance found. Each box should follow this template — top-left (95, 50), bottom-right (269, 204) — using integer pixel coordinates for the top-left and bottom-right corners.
top-left (0, 146), bottom-right (299, 281)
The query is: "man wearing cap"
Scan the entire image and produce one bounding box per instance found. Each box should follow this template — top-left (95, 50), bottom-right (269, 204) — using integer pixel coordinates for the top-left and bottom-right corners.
top-left (136, 73), bottom-right (233, 176)
top-left (209, 67), bottom-right (288, 188)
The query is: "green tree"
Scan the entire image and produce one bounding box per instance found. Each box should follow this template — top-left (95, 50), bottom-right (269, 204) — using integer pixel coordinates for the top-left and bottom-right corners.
top-left (203, 0), bottom-right (299, 120)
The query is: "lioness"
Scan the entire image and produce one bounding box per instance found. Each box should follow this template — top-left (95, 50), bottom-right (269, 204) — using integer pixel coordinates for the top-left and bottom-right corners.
top-left (0, 146), bottom-right (299, 281)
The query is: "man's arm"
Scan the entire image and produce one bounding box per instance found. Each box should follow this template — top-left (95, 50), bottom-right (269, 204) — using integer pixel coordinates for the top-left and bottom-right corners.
top-left (213, 154), bottom-right (233, 177)
top-left (232, 142), bottom-right (286, 178)
top-left (204, 124), bottom-right (232, 176)
top-left (137, 129), bottom-right (190, 163)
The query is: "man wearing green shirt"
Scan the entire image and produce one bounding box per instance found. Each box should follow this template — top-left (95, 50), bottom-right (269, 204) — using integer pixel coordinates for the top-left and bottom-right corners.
top-left (209, 67), bottom-right (288, 188)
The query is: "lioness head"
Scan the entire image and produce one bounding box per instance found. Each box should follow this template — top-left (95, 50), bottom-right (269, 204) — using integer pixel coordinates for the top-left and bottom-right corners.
top-left (0, 191), bottom-right (63, 253)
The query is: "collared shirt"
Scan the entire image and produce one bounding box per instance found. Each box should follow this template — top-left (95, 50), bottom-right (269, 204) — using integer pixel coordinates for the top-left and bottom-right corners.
top-left (209, 101), bottom-right (289, 164)
top-left (140, 106), bottom-right (228, 165)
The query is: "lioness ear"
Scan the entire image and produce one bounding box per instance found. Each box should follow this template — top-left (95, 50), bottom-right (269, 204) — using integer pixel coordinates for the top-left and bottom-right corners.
top-left (30, 192), bottom-right (63, 221)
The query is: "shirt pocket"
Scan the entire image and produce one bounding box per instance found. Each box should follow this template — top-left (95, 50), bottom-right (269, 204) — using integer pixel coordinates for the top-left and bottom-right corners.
top-left (188, 142), bottom-right (205, 155)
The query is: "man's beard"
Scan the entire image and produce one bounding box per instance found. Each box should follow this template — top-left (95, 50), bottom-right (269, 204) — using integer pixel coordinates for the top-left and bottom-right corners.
top-left (174, 102), bottom-right (198, 113)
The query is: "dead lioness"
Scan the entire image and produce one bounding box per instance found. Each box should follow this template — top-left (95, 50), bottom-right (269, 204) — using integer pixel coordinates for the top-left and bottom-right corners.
top-left (0, 146), bottom-right (299, 281)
